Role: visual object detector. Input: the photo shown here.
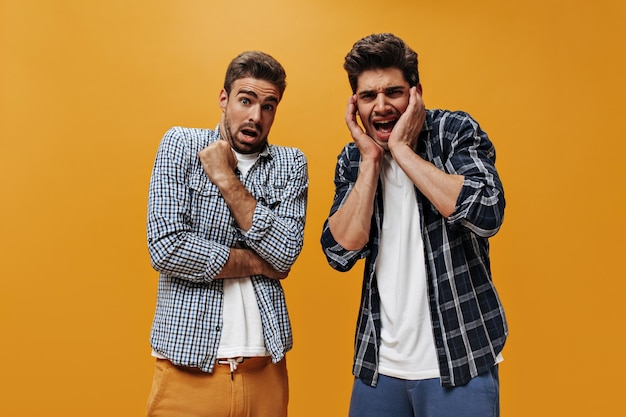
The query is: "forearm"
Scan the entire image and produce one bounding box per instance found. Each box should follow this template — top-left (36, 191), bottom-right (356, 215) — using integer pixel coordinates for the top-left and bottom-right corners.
top-left (328, 157), bottom-right (380, 250)
top-left (209, 170), bottom-right (302, 271)
top-left (216, 248), bottom-right (288, 280)
top-left (391, 144), bottom-right (463, 218)
top-left (212, 171), bottom-right (257, 231)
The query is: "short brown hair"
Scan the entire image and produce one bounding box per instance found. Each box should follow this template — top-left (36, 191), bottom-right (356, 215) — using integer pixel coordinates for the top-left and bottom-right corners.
top-left (223, 51), bottom-right (287, 99)
top-left (344, 33), bottom-right (419, 94)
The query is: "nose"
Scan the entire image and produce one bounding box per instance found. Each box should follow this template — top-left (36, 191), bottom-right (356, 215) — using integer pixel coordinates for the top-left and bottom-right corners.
top-left (374, 93), bottom-right (387, 112)
top-left (248, 104), bottom-right (262, 123)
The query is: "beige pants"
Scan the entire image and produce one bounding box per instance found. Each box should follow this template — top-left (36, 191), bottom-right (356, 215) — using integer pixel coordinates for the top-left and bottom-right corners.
top-left (146, 356), bottom-right (288, 417)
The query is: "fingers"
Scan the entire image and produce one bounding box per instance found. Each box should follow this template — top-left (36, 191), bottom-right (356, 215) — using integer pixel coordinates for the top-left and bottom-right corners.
top-left (345, 95), bottom-right (361, 133)
top-left (345, 95), bottom-right (371, 141)
top-left (387, 87), bottom-right (426, 152)
top-left (406, 87), bottom-right (425, 129)
top-left (199, 140), bottom-right (236, 164)
top-left (198, 141), bottom-right (239, 180)
top-left (408, 86), bottom-right (425, 114)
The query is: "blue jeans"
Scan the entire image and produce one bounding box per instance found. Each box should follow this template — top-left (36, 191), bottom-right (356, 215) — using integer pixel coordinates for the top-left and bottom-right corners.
top-left (349, 366), bottom-right (500, 417)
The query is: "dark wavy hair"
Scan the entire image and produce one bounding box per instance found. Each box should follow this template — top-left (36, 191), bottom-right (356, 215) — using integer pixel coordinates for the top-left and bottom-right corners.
top-left (223, 51), bottom-right (287, 99)
top-left (344, 33), bottom-right (419, 94)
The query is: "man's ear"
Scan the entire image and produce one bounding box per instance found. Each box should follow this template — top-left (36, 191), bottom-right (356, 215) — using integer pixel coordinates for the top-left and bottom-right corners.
top-left (416, 83), bottom-right (423, 96)
top-left (218, 89), bottom-right (228, 111)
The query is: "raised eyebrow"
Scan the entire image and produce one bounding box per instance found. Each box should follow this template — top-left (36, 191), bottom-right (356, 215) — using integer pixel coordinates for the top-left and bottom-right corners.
top-left (237, 89), bottom-right (279, 104)
top-left (237, 89), bottom-right (258, 99)
top-left (263, 96), bottom-right (279, 104)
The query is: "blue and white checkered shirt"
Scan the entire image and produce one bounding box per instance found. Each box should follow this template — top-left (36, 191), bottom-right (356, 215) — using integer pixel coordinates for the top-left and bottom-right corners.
top-left (147, 125), bottom-right (308, 372)
top-left (321, 109), bottom-right (507, 387)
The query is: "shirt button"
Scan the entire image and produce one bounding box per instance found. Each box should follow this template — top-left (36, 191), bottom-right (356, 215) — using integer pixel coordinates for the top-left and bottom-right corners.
top-left (216, 326), bottom-right (221, 331)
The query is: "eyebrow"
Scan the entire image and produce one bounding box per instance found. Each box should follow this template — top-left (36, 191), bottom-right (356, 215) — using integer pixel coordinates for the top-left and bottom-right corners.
top-left (237, 89), bottom-right (279, 104)
top-left (358, 86), bottom-right (405, 97)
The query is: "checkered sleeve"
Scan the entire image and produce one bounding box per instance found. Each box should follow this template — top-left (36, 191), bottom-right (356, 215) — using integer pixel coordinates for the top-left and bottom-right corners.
top-left (242, 146), bottom-right (309, 273)
top-left (440, 113), bottom-right (505, 237)
top-left (147, 127), bottom-right (230, 282)
top-left (320, 144), bottom-right (370, 271)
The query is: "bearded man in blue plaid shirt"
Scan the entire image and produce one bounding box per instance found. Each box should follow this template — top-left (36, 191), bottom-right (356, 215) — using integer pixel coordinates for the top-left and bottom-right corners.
top-left (321, 33), bottom-right (507, 417)
top-left (146, 51), bottom-right (308, 417)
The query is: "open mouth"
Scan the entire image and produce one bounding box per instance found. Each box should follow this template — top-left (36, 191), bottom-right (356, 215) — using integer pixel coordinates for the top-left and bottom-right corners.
top-left (373, 118), bottom-right (398, 134)
top-left (240, 127), bottom-right (260, 139)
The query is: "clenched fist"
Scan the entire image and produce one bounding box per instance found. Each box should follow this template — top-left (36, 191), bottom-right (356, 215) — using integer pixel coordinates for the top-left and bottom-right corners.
top-left (198, 140), bottom-right (238, 185)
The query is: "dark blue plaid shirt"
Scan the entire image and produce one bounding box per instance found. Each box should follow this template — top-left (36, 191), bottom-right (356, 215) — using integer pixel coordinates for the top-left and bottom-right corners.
top-left (148, 125), bottom-right (308, 372)
top-left (321, 109), bottom-right (507, 387)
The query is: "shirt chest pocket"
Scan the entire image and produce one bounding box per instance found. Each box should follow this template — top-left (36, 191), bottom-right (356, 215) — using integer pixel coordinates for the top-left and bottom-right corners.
top-left (187, 174), bottom-right (228, 234)
top-left (251, 183), bottom-right (284, 211)
top-left (189, 173), bottom-right (220, 197)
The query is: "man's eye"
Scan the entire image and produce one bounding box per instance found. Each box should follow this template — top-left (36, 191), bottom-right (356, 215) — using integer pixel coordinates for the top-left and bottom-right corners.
top-left (240, 98), bottom-right (250, 105)
top-left (262, 104), bottom-right (275, 112)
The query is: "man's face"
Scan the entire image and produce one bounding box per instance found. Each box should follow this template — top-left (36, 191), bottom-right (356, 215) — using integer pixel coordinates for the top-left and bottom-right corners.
top-left (219, 77), bottom-right (280, 154)
top-left (355, 67), bottom-right (418, 150)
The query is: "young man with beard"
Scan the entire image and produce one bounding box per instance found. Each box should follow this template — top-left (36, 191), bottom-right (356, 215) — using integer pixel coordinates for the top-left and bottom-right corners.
top-left (146, 51), bottom-right (308, 417)
top-left (321, 33), bottom-right (507, 417)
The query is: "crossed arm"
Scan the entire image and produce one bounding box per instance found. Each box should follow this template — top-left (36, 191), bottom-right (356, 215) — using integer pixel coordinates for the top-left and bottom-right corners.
top-left (148, 128), bottom-right (306, 283)
top-left (197, 140), bottom-right (287, 280)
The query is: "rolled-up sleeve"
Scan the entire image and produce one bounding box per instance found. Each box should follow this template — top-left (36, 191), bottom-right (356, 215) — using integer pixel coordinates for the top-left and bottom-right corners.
top-left (243, 149), bottom-right (309, 273)
top-left (320, 145), bottom-right (370, 272)
top-left (443, 114), bottom-right (505, 237)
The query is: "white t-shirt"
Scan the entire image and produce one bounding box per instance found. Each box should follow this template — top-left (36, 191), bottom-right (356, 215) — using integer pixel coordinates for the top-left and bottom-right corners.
top-left (376, 154), bottom-right (440, 380)
top-left (217, 150), bottom-right (268, 358)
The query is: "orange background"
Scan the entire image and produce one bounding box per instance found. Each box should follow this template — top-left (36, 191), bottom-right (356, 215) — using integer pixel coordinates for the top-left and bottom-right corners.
top-left (1, 0), bottom-right (625, 415)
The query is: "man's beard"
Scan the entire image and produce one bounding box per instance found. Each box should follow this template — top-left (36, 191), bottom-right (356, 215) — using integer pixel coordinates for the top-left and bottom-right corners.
top-left (223, 116), bottom-right (267, 154)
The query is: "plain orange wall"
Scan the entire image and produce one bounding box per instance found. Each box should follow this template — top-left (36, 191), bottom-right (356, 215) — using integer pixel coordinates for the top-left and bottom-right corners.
top-left (2, 0), bottom-right (625, 415)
